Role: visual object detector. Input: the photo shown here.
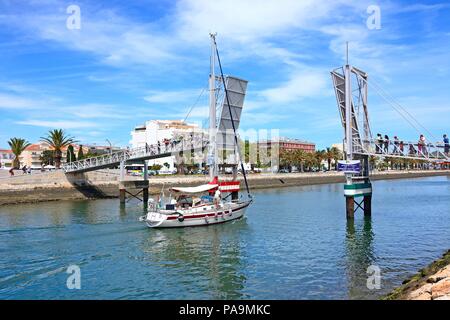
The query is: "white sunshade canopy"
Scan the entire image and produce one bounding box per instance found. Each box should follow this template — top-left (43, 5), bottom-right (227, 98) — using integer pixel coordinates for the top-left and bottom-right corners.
top-left (170, 184), bottom-right (218, 194)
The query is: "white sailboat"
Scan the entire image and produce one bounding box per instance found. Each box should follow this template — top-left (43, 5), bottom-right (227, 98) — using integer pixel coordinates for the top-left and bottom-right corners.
top-left (139, 34), bottom-right (253, 228)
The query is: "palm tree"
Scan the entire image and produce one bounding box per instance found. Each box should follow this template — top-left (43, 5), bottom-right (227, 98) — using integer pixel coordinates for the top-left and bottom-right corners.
top-left (40, 129), bottom-right (75, 169)
top-left (8, 138), bottom-right (31, 169)
top-left (315, 149), bottom-right (326, 170)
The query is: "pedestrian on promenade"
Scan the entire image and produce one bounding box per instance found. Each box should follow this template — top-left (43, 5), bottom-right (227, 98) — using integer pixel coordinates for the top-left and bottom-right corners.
top-left (22, 165), bottom-right (27, 174)
top-left (9, 167), bottom-right (14, 176)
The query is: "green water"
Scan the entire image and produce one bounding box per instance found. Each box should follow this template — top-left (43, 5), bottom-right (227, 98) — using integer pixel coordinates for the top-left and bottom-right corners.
top-left (0, 176), bottom-right (449, 299)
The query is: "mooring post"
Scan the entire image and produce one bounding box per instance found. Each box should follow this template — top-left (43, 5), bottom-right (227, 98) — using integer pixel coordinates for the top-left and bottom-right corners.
top-left (119, 161), bottom-right (126, 204)
top-left (143, 160), bottom-right (149, 204)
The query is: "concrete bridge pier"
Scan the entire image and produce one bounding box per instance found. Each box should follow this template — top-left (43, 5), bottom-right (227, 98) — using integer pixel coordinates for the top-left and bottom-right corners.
top-left (344, 156), bottom-right (372, 219)
top-left (119, 160), bottom-right (149, 205)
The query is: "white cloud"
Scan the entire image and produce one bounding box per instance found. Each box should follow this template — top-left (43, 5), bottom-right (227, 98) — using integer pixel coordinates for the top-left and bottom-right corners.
top-left (175, 0), bottom-right (347, 43)
top-left (0, 93), bottom-right (38, 109)
top-left (16, 119), bottom-right (97, 129)
top-left (144, 89), bottom-right (204, 104)
top-left (259, 71), bottom-right (328, 104)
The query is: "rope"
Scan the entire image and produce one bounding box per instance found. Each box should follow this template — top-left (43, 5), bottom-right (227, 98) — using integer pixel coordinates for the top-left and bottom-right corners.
top-left (360, 76), bottom-right (447, 159)
top-left (368, 78), bottom-right (439, 142)
top-left (183, 86), bottom-right (207, 123)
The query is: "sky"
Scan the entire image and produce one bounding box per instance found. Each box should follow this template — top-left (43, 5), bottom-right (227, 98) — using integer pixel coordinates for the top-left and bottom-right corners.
top-left (0, 0), bottom-right (450, 149)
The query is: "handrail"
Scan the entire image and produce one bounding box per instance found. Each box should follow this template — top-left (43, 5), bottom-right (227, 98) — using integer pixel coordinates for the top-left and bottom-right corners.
top-left (62, 138), bottom-right (210, 173)
top-left (352, 138), bottom-right (450, 161)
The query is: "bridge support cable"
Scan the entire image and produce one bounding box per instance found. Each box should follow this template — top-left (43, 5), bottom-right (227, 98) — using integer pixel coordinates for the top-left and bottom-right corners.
top-left (358, 77), bottom-right (449, 161)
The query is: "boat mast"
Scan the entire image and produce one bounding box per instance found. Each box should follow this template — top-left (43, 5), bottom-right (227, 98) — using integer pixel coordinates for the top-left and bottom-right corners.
top-left (209, 33), bottom-right (218, 180)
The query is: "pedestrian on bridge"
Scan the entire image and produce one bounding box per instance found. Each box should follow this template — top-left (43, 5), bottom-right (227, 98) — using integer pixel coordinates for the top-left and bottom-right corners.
top-left (444, 134), bottom-right (449, 156)
top-left (376, 133), bottom-right (383, 153)
top-left (393, 136), bottom-right (400, 154)
top-left (418, 134), bottom-right (427, 156)
top-left (384, 135), bottom-right (390, 153)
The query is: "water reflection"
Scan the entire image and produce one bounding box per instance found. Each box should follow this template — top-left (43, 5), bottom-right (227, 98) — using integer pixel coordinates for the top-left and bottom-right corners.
top-left (344, 216), bottom-right (376, 299)
top-left (139, 219), bottom-right (249, 299)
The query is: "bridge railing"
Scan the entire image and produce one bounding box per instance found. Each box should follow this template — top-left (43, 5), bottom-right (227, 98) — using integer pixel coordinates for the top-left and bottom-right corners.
top-left (62, 137), bottom-right (210, 173)
top-left (353, 137), bottom-right (449, 161)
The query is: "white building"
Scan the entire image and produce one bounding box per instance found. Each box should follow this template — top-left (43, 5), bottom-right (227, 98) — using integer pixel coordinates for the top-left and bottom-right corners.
top-left (0, 149), bottom-right (14, 169)
top-left (130, 120), bottom-right (203, 172)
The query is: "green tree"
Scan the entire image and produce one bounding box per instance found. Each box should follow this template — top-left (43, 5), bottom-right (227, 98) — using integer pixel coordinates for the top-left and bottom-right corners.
top-left (77, 145), bottom-right (85, 160)
top-left (66, 145), bottom-right (76, 163)
top-left (40, 150), bottom-right (55, 166)
top-left (315, 149), bottom-right (326, 170)
top-left (324, 147), bottom-right (342, 171)
top-left (40, 129), bottom-right (75, 169)
top-left (8, 138), bottom-right (31, 168)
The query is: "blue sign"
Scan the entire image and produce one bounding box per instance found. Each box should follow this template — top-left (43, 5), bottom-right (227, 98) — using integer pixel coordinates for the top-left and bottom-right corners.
top-left (337, 160), bottom-right (361, 173)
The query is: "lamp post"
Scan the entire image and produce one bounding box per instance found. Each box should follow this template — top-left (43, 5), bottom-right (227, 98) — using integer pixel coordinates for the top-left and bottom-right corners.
top-left (106, 139), bottom-right (113, 156)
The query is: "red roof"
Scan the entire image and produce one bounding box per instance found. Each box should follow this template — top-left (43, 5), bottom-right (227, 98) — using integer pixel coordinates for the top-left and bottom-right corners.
top-left (25, 144), bottom-right (42, 151)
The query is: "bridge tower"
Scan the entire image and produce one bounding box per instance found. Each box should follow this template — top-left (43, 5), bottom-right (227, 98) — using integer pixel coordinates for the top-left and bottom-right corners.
top-left (331, 64), bottom-right (373, 219)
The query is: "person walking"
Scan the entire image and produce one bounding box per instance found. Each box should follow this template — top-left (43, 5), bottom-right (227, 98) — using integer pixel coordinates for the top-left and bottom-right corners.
top-left (443, 134), bottom-right (449, 156)
top-left (418, 134), bottom-right (426, 156)
top-left (384, 135), bottom-right (390, 153)
top-left (393, 136), bottom-right (400, 154)
top-left (376, 133), bottom-right (383, 154)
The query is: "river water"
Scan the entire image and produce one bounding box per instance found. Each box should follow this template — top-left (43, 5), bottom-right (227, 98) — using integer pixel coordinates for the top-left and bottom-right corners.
top-left (0, 175), bottom-right (449, 299)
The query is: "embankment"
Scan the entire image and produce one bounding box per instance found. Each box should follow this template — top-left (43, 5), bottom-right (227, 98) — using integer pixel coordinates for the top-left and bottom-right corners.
top-left (0, 169), bottom-right (449, 205)
top-left (384, 250), bottom-right (450, 300)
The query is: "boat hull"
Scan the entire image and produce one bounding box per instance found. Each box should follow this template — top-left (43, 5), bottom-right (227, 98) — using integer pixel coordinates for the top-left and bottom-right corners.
top-left (143, 201), bottom-right (250, 228)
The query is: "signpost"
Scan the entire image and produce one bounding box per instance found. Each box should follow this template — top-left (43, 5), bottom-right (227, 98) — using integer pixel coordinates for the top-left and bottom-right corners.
top-left (337, 160), bottom-right (361, 174)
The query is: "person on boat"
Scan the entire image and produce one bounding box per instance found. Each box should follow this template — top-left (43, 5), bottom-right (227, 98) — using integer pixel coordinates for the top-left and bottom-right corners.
top-left (213, 189), bottom-right (221, 207)
top-left (443, 134), bottom-right (449, 156)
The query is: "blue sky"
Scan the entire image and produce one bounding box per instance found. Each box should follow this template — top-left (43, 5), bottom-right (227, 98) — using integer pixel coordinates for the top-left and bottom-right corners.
top-left (1, 0), bottom-right (450, 149)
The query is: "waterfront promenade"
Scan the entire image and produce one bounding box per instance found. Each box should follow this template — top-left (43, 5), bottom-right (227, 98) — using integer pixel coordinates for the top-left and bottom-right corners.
top-left (1, 169), bottom-right (449, 205)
